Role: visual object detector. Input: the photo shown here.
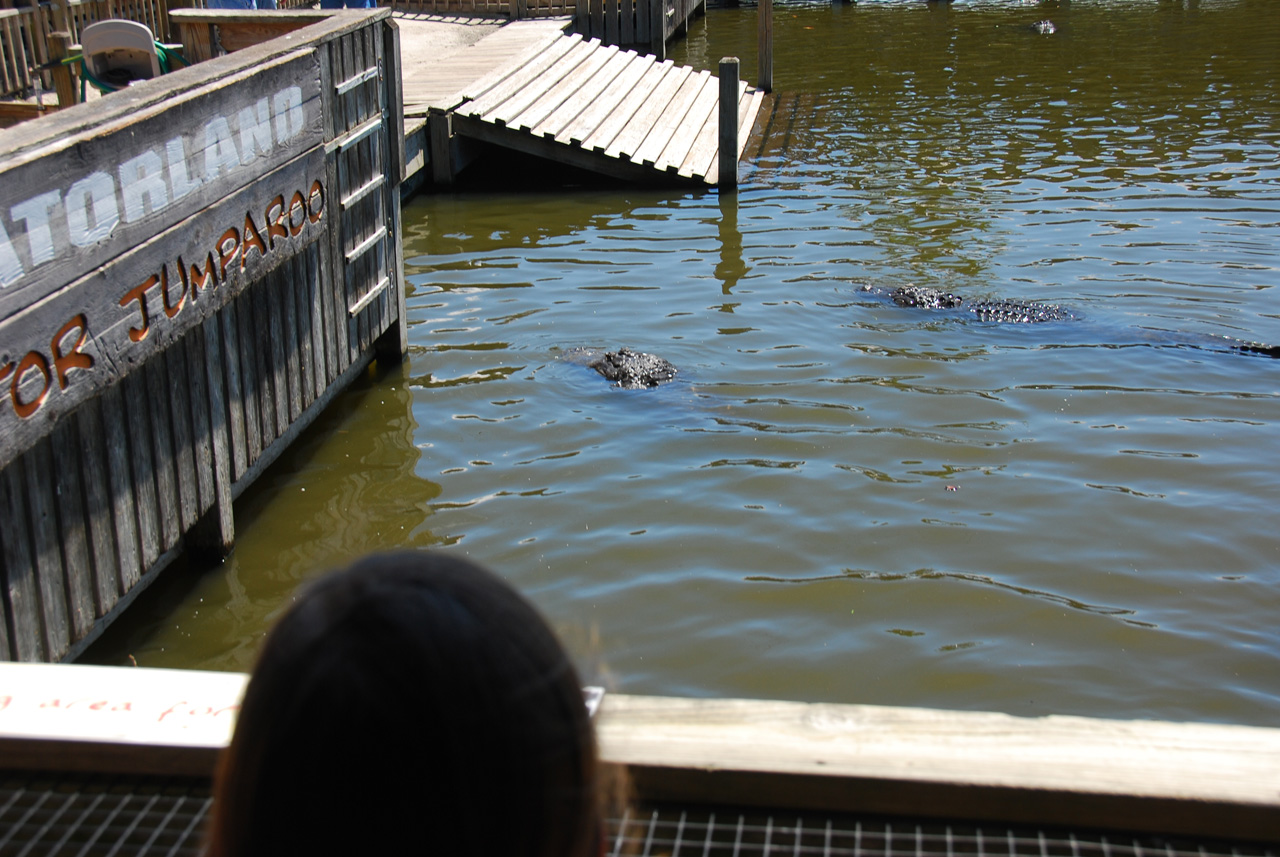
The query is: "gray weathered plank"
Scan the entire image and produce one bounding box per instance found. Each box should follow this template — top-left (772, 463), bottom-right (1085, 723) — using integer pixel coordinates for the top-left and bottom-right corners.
top-left (580, 60), bottom-right (673, 152)
top-left (534, 47), bottom-right (634, 140)
top-left (23, 439), bottom-right (71, 658)
top-left (486, 38), bottom-right (598, 128)
top-left (165, 342), bottom-right (200, 534)
top-left (0, 463), bottom-right (43, 661)
top-left (604, 64), bottom-right (690, 160)
top-left (281, 257), bottom-right (304, 424)
top-left (196, 314), bottom-right (235, 556)
top-left (634, 68), bottom-right (711, 167)
top-left (75, 398), bottom-right (120, 615)
top-left (185, 325), bottom-right (216, 517)
top-left (144, 360), bottom-right (181, 551)
top-left (50, 419), bottom-right (94, 641)
top-left (463, 34), bottom-right (582, 119)
top-left (654, 70), bottom-right (717, 172)
top-left (122, 372), bottom-right (161, 573)
top-left (513, 42), bottom-right (619, 134)
top-left (250, 279), bottom-right (278, 447)
top-left (558, 51), bottom-right (650, 146)
top-left (100, 382), bottom-right (141, 593)
top-left (306, 243), bottom-right (328, 400)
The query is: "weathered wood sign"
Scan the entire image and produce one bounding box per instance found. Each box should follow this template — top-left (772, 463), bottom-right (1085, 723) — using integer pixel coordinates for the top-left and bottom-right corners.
top-left (0, 10), bottom-right (407, 663)
top-left (0, 54), bottom-right (323, 467)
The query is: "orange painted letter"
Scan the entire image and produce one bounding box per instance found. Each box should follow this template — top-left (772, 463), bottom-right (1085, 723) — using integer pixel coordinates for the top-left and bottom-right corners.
top-left (52, 314), bottom-right (93, 390)
top-left (119, 276), bottom-right (157, 343)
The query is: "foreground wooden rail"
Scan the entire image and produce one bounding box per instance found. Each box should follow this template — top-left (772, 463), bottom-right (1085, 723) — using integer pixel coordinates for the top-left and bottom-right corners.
top-left (0, 10), bottom-right (407, 663)
top-left (1, 663), bottom-right (1277, 842)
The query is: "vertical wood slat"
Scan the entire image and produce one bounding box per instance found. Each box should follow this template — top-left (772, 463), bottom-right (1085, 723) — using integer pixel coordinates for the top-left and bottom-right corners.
top-left (251, 278), bottom-right (278, 447)
top-left (282, 258), bottom-right (304, 423)
top-left (265, 269), bottom-right (291, 438)
top-left (236, 291), bottom-right (264, 469)
top-left (302, 243), bottom-right (322, 401)
top-left (144, 360), bottom-right (181, 551)
top-left (166, 343), bottom-right (200, 534)
top-left (123, 371), bottom-right (161, 573)
top-left (75, 399), bottom-right (120, 616)
top-left (185, 326), bottom-right (216, 518)
top-left (197, 314), bottom-right (235, 556)
top-left (220, 304), bottom-right (249, 482)
top-left (296, 246), bottom-right (318, 410)
top-left (50, 420), bottom-right (95, 641)
top-left (101, 382), bottom-right (141, 593)
top-left (24, 440), bottom-right (71, 659)
top-left (0, 464), bottom-right (42, 661)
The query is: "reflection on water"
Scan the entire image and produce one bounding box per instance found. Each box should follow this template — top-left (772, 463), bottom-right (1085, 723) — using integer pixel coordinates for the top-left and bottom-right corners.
top-left (90, 0), bottom-right (1280, 726)
top-left (86, 364), bottom-right (443, 672)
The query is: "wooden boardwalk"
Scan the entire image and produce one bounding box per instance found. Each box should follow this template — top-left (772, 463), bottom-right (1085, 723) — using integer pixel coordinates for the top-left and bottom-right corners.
top-left (396, 14), bottom-right (765, 186)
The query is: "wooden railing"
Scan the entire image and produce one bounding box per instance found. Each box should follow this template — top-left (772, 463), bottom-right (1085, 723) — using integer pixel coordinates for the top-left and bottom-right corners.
top-left (0, 0), bottom-right (318, 101)
top-left (387, 0), bottom-right (704, 56)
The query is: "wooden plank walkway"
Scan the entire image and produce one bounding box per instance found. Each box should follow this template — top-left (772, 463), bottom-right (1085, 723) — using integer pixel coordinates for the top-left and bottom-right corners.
top-left (396, 13), bottom-right (764, 186)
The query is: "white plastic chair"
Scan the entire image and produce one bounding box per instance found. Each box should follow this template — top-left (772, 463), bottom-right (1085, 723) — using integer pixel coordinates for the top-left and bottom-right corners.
top-left (79, 19), bottom-right (162, 92)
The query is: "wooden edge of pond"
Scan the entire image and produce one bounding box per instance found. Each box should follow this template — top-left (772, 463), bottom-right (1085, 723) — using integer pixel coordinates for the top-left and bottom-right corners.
top-left (0, 663), bottom-right (1277, 841)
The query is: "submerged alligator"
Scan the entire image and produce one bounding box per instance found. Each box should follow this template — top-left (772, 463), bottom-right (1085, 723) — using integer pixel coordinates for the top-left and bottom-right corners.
top-left (563, 287), bottom-right (1277, 391)
top-left (562, 346), bottom-right (679, 388)
top-left (866, 284), bottom-right (1280, 359)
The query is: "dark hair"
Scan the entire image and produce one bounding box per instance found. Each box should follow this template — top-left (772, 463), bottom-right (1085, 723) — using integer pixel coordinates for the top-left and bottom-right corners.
top-left (207, 551), bottom-right (602, 857)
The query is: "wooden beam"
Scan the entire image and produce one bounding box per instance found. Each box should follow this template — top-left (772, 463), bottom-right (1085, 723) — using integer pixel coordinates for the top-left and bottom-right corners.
top-left (2, 666), bottom-right (1277, 846)
top-left (717, 56), bottom-right (738, 188)
top-left (596, 694), bottom-right (1280, 842)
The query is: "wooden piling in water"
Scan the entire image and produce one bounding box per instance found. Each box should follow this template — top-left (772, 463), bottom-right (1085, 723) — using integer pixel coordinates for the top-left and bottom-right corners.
top-left (718, 56), bottom-right (740, 189)
top-left (757, 0), bottom-right (772, 93)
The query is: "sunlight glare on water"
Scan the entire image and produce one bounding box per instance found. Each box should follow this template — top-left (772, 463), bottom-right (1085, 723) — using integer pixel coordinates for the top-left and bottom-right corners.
top-left (90, 0), bottom-right (1280, 726)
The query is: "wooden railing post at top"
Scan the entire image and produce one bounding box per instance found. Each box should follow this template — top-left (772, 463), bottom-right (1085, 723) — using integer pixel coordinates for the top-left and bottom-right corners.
top-left (757, 0), bottom-right (772, 92)
top-left (47, 31), bottom-right (77, 108)
top-left (718, 56), bottom-right (739, 189)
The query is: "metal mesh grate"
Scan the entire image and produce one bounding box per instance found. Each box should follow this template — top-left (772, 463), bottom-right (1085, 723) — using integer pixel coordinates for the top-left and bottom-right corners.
top-left (3, 773), bottom-right (1277, 857)
top-left (604, 806), bottom-right (1280, 857)
top-left (0, 772), bottom-right (210, 857)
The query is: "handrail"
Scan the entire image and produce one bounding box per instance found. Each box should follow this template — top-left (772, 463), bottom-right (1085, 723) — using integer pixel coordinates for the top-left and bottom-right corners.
top-left (0, 0), bottom-right (319, 103)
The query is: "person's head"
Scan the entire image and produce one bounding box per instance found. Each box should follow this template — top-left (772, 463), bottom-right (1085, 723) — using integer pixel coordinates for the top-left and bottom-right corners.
top-left (208, 551), bottom-right (601, 857)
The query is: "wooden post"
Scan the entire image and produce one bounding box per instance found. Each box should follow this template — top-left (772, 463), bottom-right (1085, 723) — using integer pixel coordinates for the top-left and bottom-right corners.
top-left (47, 31), bottom-right (76, 109)
top-left (757, 0), bottom-right (772, 93)
top-left (179, 19), bottom-right (216, 63)
top-left (718, 56), bottom-right (739, 189)
top-left (649, 0), bottom-right (664, 60)
top-left (428, 108), bottom-right (454, 186)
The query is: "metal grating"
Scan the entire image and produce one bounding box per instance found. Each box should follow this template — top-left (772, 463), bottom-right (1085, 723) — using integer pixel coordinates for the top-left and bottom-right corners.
top-left (3, 773), bottom-right (1277, 857)
top-left (0, 772), bottom-right (210, 857)
top-left (604, 806), bottom-right (1280, 857)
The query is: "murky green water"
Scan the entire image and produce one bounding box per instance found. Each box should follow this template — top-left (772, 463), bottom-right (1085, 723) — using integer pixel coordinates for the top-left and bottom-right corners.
top-left (89, 0), bottom-right (1280, 726)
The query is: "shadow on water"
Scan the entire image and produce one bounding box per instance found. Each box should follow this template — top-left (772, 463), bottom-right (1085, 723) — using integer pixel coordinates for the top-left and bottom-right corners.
top-left (83, 361), bottom-right (444, 672)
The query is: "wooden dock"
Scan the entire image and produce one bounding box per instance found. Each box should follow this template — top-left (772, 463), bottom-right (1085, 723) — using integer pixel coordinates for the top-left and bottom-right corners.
top-left (396, 14), bottom-right (765, 187)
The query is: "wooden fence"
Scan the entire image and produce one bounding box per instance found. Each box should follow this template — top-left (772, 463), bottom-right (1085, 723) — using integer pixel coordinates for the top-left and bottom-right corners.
top-left (0, 9), bottom-right (407, 662)
top-left (0, 0), bottom-right (316, 100)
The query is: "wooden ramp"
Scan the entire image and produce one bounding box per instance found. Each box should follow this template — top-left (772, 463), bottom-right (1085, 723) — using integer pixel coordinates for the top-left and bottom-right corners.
top-left (399, 17), bottom-right (765, 186)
